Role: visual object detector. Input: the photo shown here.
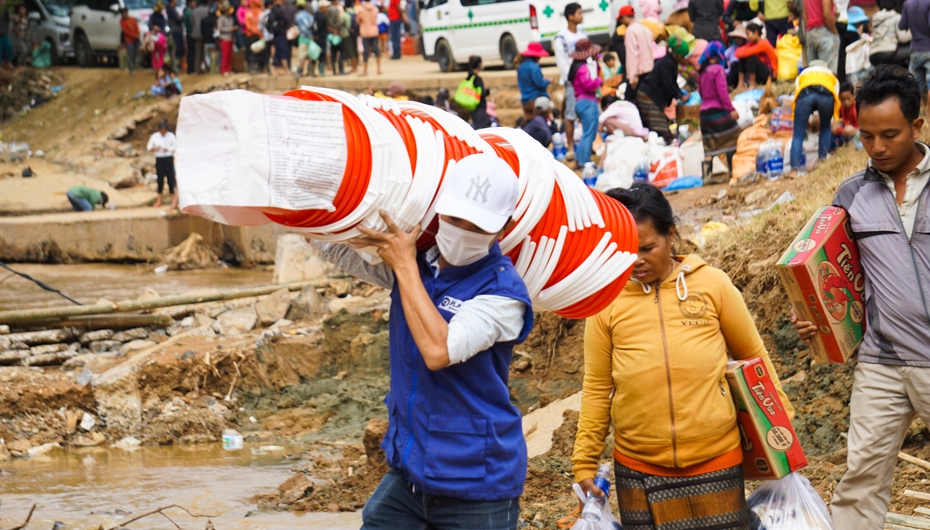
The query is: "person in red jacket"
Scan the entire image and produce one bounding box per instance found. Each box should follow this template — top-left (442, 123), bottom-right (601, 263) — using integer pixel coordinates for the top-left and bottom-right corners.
top-left (733, 22), bottom-right (777, 90)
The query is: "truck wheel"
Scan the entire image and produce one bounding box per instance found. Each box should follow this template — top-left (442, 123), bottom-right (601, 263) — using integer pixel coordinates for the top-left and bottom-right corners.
top-left (436, 39), bottom-right (455, 73)
top-left (75, 33), bottom-right (93, 67)
top-left (500, 34), bottom-right (518, 70)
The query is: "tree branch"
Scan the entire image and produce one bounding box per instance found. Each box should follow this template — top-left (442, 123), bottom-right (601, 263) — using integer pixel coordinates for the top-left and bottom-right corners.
top-left (4, 504), bottom-right (36, 530)
top-left (104, 505), bottom-right (219, 530)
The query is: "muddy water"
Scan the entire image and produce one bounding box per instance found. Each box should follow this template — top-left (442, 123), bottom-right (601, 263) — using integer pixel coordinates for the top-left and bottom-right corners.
top-left (0, 444), bottom-right (362, 529)
top-left (0, 264), bottom-right (272, 311)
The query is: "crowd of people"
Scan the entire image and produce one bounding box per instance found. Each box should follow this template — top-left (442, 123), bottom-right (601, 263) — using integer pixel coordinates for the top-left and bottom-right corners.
top-left (303, 61), bottom-right (930, 530)
top-left (509, 0), bottom-right (930, 178)
top-left (116, 0), bottom-right (416, 81)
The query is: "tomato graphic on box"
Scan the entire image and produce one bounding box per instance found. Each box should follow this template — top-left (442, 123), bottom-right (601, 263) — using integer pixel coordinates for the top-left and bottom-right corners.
top-left (777, 207), bottom-right (866, 364)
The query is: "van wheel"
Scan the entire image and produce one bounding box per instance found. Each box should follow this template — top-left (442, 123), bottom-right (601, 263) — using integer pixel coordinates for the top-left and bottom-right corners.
top-left (500, 34), bottom-right (518, 69)
top-left (75, 33), bottom-right (93, 67)
top-left (436, 39), bottom-right (455, 73)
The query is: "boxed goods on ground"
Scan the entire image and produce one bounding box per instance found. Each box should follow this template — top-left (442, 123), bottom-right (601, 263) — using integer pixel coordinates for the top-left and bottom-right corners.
top-left (776, 206), bottom-right (865, 364)
top-left (727, 358), bottom-right (808, 480)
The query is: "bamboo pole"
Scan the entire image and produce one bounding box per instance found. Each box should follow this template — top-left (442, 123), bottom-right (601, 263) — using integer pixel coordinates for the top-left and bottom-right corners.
top-left (23, 313), bottom-right (175, 330)
top-left (899, 452), bottom-right (930, 472)
top-left (0, 280), bottom-right (329, 325)
top-left (886, 513), bottom-right (930, 529)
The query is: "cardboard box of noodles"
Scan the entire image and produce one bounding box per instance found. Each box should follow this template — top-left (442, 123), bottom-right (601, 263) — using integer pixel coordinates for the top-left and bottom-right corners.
top-left (727, 358), bottom-right (808, 480)
top-left (776, 206), bottom-right (866, 364)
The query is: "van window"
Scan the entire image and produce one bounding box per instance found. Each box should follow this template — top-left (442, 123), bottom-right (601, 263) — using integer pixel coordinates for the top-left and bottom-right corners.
top-left (45, 0), bottom-right (75, 16)
top-left (460, 0), bottom-right (520, 6)
top-left (425, 0), bottom-right (447, 8)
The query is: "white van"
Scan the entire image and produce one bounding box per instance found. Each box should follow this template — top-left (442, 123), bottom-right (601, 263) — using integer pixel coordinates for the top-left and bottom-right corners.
top-left (420, 0), bottom-right (613, 72)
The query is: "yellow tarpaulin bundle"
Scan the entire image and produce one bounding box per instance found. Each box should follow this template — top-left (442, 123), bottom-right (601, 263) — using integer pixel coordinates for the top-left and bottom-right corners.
top-left (776, 34), bottom-right (802, 81)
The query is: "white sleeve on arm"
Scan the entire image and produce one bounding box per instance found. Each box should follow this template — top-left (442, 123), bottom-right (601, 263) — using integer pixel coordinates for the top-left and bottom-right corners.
top-left (311, 241), bottom-right (395, 289)
top-left (446, 295), bottom-right (527, 365)
top-left (553, 35), bottom-right (569, 82)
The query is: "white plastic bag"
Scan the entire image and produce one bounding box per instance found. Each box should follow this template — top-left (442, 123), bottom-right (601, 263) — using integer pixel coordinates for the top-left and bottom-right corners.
top-left (648, 146), bottom-right (683, 188)
top-left (596, 135), bottom-right (649, 192)
top-left (747, 473), bottom-right (834, 530)
top-left (734, 100), bottom-right (756, 130)
top-left (569, 483), bottom-right (622, 530)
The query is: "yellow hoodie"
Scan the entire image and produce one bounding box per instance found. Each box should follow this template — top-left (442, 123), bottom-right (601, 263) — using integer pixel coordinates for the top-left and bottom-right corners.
top-left (572, 254), bottom-right (794, 482)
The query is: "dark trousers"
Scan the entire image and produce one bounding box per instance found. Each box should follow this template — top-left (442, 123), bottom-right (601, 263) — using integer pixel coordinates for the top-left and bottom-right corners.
top-left (330, 38), bottom-right (344, 73)
top-left (194, 38), bottom-right (205, 73)
top-left (186, 35), bottom-right (196, 73)
top-left (156, 156), bottom-right (177, 195)
top-left (764, 18), bottom-right (793, 47)
top-left (389, 19), bottom-right (402, 59)
top-left (173, 31), bottom-right (185, 60)
top-left (870, 45), bottom-right (911, 68)
top-left (361, 470), bottom-right (519, 530)
top-left (730, 54), bottom-right (771, 87)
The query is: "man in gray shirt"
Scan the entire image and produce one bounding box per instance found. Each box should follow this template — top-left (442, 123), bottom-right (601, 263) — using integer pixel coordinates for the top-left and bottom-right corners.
top-left (191, 0), bottom-right (211, 73)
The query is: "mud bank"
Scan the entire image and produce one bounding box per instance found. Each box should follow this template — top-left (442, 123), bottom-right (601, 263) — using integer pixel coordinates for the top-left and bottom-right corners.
top-left (0, 209), bottom-right (285, 264)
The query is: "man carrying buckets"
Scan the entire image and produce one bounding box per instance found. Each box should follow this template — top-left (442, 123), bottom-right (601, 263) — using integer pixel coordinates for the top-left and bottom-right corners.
top-left (313, 154), bottom-right (534, 530)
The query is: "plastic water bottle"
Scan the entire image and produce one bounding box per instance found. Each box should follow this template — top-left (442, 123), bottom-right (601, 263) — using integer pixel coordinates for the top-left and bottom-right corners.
top-left (574, 122), bottom-right (583, 154)
top-left (582, 162), bottom-right (598, 187)
top-left (767, 140), bottom-right (784, 180)
top-left (582, 464), bottom-right (613, 522)
top-left (222, 429), bottom-right (243, 450)
top-left (756, 140), bottom-right (770, 179)
top-left (633, 156), bottom-right (650, 183)
top-left (553, 132), bottom-right (567, 161)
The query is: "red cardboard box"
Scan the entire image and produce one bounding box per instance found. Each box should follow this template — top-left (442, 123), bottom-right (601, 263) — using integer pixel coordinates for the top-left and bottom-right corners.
top-left (727, 358), bottom-right (808, 480)
top-left (776, 206), bottom-right (866, 364)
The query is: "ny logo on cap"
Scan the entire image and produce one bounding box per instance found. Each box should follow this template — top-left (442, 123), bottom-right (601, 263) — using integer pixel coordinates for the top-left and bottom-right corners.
top-left (466, 175), bottom-right (491, 204)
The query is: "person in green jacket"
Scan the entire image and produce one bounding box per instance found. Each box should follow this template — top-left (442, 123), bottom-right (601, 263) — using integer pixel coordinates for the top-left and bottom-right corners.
top-left (66, 186), bottom-right (109, 211)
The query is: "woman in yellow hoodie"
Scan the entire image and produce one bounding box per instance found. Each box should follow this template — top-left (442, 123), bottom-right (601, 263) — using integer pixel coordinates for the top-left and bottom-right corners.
top-left (572, 183), bottom-right (794, 530)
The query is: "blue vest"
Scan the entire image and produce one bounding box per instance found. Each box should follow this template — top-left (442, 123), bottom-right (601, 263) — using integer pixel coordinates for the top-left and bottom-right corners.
top-left (382, 243), bottom-right (534, 501)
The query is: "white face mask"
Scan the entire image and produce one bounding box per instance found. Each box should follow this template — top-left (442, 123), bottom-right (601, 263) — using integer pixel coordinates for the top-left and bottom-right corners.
top-left (435, 219), bottom-right (498, 267)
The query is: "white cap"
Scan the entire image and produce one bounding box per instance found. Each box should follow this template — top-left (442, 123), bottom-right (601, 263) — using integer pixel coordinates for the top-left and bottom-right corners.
top-left (434, 153), bottom-right (520, 233)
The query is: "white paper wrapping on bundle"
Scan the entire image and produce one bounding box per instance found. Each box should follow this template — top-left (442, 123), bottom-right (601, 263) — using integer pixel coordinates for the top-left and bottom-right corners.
top-left (176, 90), bottom-right (349, 226)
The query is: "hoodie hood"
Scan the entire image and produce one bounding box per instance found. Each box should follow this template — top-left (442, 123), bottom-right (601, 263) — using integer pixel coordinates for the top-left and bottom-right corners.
top-left (871, 9), bottom-right (895, 25)
top-left (626, 254), bottom-right (708, 301)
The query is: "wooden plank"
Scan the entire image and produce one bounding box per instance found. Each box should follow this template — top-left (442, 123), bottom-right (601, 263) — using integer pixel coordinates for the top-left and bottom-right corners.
top-left (913, 507), bottom-right (930, 517)
top-left (905, 491), bottom-right (930, 502)
top-left (887, 513), bottom-right (930, 529)
top-left (900, 452), bottom-right (930, 472)
top-left (887, 524), bottom-right (921, 530)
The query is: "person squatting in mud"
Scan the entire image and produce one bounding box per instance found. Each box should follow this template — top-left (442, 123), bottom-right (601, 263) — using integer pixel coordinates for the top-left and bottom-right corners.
top-left (312, 153), bottom-right (534, 530)
top-left (793, 65), bottom-right (930, 530)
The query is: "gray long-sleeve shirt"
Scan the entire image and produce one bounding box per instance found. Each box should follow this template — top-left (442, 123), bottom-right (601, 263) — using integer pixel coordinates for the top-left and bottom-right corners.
top-left (899, 0), bottom-right (930, 52)
top-left (191, 5), bottom-right (210, 39)
top-left (313, 242), bottom-right (527, 366)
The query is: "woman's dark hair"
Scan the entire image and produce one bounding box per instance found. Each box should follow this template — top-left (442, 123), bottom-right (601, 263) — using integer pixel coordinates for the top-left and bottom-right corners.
top-left (745, 22), bottom-right (763, 34)
top-left (100, 192), bottom-right (109, 207)
top-left (856, 65), bottom-right (921, 122)
top-left (552, 108), bottom-right (561, 119)
top-left (839, 81), bottom-right (854, 95)
top-left (607, 183), bottom-right (678, 236)
top-left (600, 94), bottom-right (618, 110)
top-left (468, 55), bottom-right (482, 72)
top-left (564, 2), bottom-right (581, 18)
top-left (877, 0), bottom-right (896, 10)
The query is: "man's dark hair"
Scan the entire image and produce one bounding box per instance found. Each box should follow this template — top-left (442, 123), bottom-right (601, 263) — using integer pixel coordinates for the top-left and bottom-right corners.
top-left (877, 0), bottom-right (896, 11)
top-left (839, 81), bottom-right (854, 95)
top-left (100, 192), bottom-right (109, 207)
top-left (564, 2), bottom-right (581, 18)
top-left (467, 55), bottom-right (481, 71)
top-left (607, 183), bottom-right (678, 236)
top-left (856, 65), bottom-right (921, 122)
top-left (745, 22), bottom-right (763, 34)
